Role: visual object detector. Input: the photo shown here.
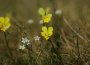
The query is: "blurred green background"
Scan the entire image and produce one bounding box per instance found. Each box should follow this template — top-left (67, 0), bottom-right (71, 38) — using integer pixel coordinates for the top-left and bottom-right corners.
top-left (0, 0), bottom-right (90, 65)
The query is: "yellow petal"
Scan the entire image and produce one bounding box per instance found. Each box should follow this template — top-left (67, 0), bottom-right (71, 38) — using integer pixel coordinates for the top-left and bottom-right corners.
top-left (5, 22), bottom-right (11, 28)
top-left (38, 8), bottom-right (45, 16)
top-left (0, 16), bottom-right (11, 32)
top-left (48, 27), bottom-right (53, 32)
top-left (1, 27), bottom-right (6, 32)
top-left (42, 26), bottom-right (47, 32)
top-left (48, 27), bottom-right (53, 36)
top-left (0, 17), bottom-right (4, 28)
top-left (41, 32), bottom-right (45, 37)
top-left (45, 36), bottom-right (49, 40)
top-left (0, 17), bottom-right (4, 23)
top-left (47, 14), bottom-right (52, 18)
top-left (45, 8), bottom-right (50, 14)
top-left (1, 23), bottom-right (11, 32)
top-left (48, 32), bottom-right (52, 36)
top-left (43, 14), bottom-right (52, 23)
top-left (5, 17), bottom-right (10, 22)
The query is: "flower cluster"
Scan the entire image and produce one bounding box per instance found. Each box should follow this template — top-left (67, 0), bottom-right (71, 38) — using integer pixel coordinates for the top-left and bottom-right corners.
top-left (21, 37), bottom-right (30, 45)
top-left (34, 36), bottom-right (41, 41)
top-left (38, 8), bottom-right (53, 40)
top-left (19, 37), bottom-right (30, 50)
top-left (19, 36), bottom-right (41, 50)
top-left (0, 16), bottom-right (11, 32)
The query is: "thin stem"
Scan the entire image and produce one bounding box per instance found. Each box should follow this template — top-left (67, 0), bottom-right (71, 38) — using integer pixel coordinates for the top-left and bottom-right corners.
top-left (64, 18), bottom-right (87, 42)
top-left (76, 35), bottom-right (80, 59)
top-left (4, 32), bottom-right (15, 64)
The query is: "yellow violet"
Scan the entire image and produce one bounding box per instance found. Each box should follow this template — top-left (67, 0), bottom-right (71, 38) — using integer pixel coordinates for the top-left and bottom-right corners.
top-left (41, 26), bottom-right (53, 40)
top-left (0, 16), bottom-right (11, 32)
top-left (38, 8), bottom-right (52, 23)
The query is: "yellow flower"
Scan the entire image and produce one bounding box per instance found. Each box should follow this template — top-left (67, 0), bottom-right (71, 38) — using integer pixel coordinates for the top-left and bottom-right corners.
top-left (0, 16), bottom-right (11, 32)
top-left (38, 8), bottom-right (52, 23)
top-left (41, 26), bottom-right (53, 40)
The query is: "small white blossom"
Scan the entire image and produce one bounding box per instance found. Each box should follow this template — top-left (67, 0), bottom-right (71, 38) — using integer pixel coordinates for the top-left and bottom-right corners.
top-left (19, 45), bottom-right (25, 50)
top-left (55, 9), bottom-right (62, 15)
top-left (27, 19), bottom-right (34, 24)
top-left (21, 37), bottom-right (30, 45)
top-left (27, 42), bottom-right (30, 45)
top-left (34, 36), bottom-right (40, 41)
top-left (39, 20), bottom-right (43, 24)
top-left (21, 38), bottom-right (26, 43)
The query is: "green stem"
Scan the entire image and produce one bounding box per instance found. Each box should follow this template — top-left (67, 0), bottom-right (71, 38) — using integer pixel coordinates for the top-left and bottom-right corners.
top-left (4, 32), bottom-right (15, 64)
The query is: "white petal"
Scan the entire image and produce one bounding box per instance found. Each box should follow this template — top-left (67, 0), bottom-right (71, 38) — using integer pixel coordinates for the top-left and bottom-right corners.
top-left (19, 45), bottom-right (25, 50)
top-left (55, 10), bottom-right (62, 15)
top-left (39, 20), bottom-right (43, 24)
top-left (27, 19), bottom-right (34, 24)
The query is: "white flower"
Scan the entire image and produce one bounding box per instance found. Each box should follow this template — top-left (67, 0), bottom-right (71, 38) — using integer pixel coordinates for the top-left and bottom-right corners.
top-left (55, 9), bottom-right (62, 15)
top-left (39, 20), bottom-right (43, 24)
top-left (26, 42), bottom-right (30, 45)
top-left (21, 37), bottom-right (30, 45)
top-left (34, 36), bottom-right (40, 41)
top-left (27, 19), bottom-right (34, 24)
top-left (21, 38), bottom-right (26, 43)
top-left (19, 45), bottom-right (25, 50)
